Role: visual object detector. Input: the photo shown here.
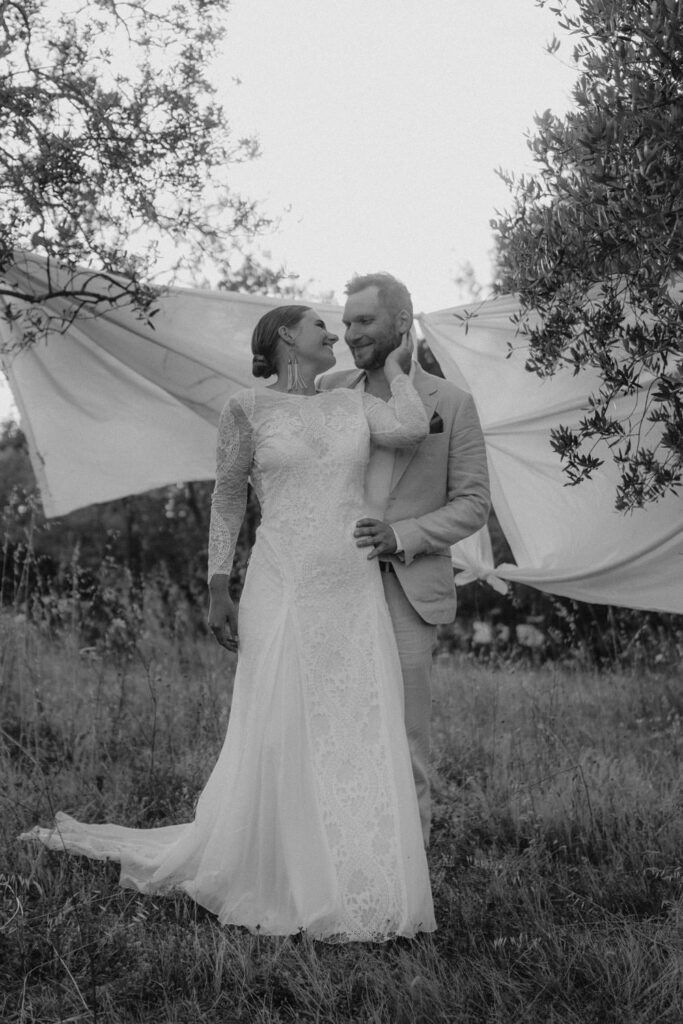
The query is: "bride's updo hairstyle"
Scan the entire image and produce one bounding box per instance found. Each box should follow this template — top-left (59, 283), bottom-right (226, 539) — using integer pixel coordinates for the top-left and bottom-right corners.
top-left (251, 305), bottom-right (312, 378)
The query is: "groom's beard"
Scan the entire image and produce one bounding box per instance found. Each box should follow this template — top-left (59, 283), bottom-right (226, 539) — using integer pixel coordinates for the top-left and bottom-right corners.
top-left (350, 334), bottom-right (401, 372)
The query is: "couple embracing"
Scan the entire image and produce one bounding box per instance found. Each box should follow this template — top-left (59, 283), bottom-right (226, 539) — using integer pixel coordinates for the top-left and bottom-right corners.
top-left (22, 272), bottom-right (490, 943)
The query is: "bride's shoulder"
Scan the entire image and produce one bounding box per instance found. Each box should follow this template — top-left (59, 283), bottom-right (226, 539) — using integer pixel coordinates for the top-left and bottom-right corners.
top-left (219, 388), bottom-right (256, 422)
top-left (233, 386), bottom-right (258, 406)
top-left (321, 382), bottom-right (364, 402)
top-left (319, 387), bottom-right (364, 415)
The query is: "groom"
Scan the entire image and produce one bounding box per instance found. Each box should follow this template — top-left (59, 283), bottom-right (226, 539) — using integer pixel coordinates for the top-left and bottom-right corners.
top-left (319, 272), bottom-right (490, 845)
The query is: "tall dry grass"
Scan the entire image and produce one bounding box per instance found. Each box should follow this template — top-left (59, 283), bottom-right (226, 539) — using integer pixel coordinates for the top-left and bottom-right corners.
top-left (1, 596), bottom-right (682, 1023)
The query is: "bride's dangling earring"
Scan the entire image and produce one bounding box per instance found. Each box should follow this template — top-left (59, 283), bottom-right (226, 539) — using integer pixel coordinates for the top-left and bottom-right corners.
top-left (286, 349), bottom-right (307, 392)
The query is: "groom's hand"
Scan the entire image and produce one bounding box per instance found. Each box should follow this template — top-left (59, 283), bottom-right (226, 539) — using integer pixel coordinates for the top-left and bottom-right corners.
top-left (354, 518), bottom-right (397, 559)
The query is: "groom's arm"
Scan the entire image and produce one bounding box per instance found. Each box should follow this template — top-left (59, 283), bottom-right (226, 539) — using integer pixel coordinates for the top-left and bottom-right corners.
top-left (391, 390), bottom-right (490, 566)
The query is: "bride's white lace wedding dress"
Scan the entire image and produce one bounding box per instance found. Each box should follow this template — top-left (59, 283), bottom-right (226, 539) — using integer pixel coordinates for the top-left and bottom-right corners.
top-left (21, 377), bottom-right (436, 941)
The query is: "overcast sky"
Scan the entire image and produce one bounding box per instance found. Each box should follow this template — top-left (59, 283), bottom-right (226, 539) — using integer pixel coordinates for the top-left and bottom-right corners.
top-left (0, 0), bottom-right (578, 421)
top-left (218, 0), bottom-right (577, 308)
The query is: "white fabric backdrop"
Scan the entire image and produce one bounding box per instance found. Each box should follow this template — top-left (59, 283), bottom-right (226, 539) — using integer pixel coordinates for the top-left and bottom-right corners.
top-left (419, 297), bottom-right (683, 613)
top-left (2, 254), bottom-right (682, 613)
top-left (0, 253), bottom-right (351, 514)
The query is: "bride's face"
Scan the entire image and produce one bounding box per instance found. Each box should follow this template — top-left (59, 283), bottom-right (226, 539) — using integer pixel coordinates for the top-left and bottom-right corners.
top-left (290, 309), bottom-right (338, 373)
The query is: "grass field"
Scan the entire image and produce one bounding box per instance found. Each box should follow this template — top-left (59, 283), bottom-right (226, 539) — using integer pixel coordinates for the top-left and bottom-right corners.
top-left (1, 604), bottom-right (682, 1023)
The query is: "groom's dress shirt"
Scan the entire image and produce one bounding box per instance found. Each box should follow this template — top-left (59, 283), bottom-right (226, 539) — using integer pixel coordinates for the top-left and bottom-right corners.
top-left (362, 363), bottom-right (418, 555)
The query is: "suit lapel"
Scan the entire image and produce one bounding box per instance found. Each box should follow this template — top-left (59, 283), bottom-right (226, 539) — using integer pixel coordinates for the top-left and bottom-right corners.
top-left (319, 370), bottom-right (366, 390)
top-left (390, 366), bottom-right (439, 491)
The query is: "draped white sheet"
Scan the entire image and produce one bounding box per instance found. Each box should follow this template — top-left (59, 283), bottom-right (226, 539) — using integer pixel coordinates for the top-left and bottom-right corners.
top-left (1, 254), bottom-right (682, 613)
top-left (419, 297), bottom-right (683, 613)
top-left (0, 253), bottom-right (352, 514)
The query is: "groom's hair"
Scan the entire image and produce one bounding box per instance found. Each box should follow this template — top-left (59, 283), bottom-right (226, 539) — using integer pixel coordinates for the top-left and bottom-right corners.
top-left (345, 272), bottom-right (413, 321)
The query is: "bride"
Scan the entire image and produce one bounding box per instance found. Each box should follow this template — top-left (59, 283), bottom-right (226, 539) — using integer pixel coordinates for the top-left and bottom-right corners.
top-left (21, 304), bottom-right (436, 942)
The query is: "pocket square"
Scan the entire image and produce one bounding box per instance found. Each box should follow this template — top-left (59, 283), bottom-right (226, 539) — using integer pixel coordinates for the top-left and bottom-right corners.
top-left (429, 411), bottom-right (444, 434)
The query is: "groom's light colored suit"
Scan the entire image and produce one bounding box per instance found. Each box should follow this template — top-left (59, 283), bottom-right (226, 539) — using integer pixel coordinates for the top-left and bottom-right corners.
top-left (320, 363), bottom-right (490, 842)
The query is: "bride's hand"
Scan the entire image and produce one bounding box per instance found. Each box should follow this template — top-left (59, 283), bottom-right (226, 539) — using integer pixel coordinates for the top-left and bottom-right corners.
top-left (208, 578), bottom-right (239, 652)
top-left (383, 333), bottom-right (413, 381)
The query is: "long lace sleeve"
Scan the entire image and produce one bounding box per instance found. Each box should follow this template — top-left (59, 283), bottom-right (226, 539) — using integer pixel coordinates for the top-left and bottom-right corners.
top-left (207, 393), bottom-right (254, 581)
top-left (361, 374), bottom-right (429, 447)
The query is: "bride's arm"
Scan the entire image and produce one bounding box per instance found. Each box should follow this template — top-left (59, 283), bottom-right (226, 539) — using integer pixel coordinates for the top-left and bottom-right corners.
top-left (361, 375), bottom-right (429, 446)
top-left (361, 334), bottom-right (428, 445)
top-left (207, 394), bottom-right (254, 650)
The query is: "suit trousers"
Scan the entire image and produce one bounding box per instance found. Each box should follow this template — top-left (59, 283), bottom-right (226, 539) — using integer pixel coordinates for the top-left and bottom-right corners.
top-left (381, 570), bottom-right (438, 846)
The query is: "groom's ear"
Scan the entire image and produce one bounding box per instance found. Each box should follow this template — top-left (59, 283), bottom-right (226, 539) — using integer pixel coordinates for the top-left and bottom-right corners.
top-left (395, 308), bottom-right (412, 337)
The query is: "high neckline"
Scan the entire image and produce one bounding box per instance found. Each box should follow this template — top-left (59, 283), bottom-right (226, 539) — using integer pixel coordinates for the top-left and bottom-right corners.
top-left (263, 387), bottom-right (323, 398)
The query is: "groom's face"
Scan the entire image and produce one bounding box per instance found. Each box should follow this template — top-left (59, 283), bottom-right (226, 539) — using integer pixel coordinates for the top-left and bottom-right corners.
top-left (342, 286), bottom-right (402, 371)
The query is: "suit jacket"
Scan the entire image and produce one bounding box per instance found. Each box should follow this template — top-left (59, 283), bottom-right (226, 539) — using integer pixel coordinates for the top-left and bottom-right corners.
top-left (319, 364), bottom-right (491, 624)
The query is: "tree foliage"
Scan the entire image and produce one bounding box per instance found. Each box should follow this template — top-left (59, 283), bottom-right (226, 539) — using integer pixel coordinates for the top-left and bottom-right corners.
top-left (494, 0), bottom-right (683, 510)
top-left (0, 0), bottom-right (265, 349)
top-left (217, 253), bottom-right (307, 298)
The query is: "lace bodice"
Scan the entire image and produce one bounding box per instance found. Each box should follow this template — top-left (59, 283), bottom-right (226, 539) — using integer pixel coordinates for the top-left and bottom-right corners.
top-left (207, 375), bottom-right (428, 581)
